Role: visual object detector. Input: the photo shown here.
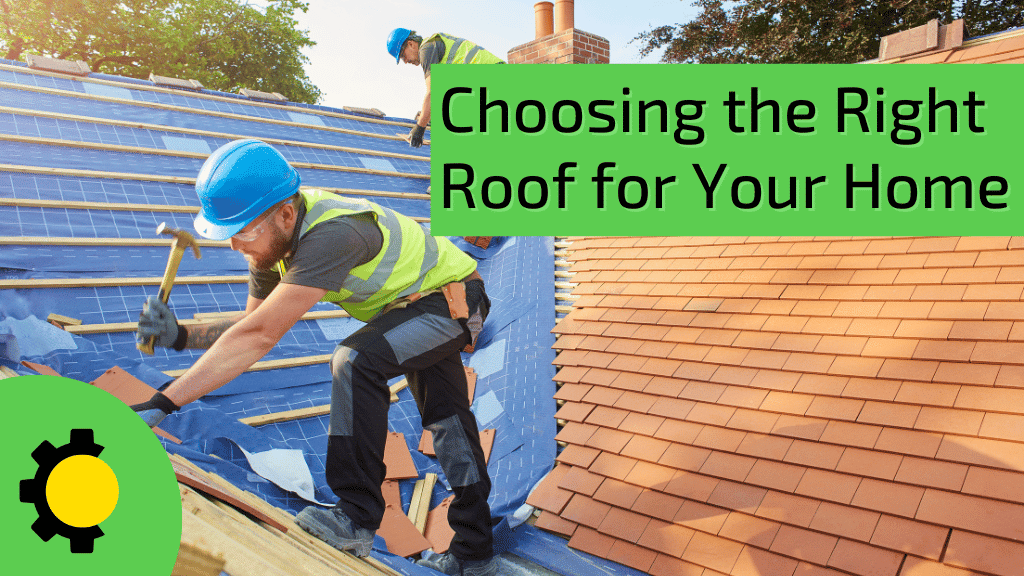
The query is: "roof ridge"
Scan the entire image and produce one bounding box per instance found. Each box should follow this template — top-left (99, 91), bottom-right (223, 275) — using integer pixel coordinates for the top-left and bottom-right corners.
top-left (0, 61), bottom-right (413, 127)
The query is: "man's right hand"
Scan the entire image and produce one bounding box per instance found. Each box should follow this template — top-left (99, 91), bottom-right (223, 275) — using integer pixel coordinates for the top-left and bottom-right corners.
top-left (137, 297), bottom-right (182, 349)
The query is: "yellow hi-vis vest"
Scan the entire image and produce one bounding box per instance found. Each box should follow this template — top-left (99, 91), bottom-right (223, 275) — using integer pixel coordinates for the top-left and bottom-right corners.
top-left (278, 189), bottom-right (477, 321)
top-left (426, 32), bottom-right (505, 65)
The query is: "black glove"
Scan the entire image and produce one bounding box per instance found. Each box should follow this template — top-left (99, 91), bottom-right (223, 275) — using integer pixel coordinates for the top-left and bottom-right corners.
top-left (409, 125), bottom-right (425, 148)
top-left (130, 391), bottom-right (181, 428)
top-left (137, 296), bottom-right (188, 350)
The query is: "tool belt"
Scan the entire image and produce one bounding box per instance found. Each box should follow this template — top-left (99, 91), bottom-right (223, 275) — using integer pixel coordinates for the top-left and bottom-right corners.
top-left (383, 270), bottom-right (485, 351)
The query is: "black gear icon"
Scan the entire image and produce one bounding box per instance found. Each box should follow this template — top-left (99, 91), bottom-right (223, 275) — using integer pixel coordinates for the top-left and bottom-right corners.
top-left (19, 428), bottom-right (106, 553)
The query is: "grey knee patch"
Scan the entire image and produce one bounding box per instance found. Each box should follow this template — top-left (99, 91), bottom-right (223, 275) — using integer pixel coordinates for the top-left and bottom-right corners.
top-left (427, 415), bottom-right (481, 487)
top-left (329, 345), bottom-right (358, 436)
top-left (384, 314), bottom-right (464, 365)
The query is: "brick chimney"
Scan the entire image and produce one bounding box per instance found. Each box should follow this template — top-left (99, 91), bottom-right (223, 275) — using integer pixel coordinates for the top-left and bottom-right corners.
top-left (508, 0), bottom-right (610, 64)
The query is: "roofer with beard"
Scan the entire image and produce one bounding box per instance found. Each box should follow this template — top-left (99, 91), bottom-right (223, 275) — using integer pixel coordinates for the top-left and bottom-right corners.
top-left (131, 139), bottom-right (498, 576)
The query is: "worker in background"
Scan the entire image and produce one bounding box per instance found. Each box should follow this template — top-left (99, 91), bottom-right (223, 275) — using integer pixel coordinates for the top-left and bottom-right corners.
top-left (386, 28), bottom-right (504, 148)
top-left (132, 139), bottom-right (498, 576)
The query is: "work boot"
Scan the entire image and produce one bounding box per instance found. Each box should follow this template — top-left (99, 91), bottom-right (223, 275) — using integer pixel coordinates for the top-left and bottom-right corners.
top-left (295, 505), bottom-right (374, 557)
top-left (416, 551), bottom-right (498, 576)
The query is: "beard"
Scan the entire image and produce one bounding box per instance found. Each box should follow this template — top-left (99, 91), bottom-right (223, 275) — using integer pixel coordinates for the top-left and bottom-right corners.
top-left (246, 224), bottom-right (293, 270)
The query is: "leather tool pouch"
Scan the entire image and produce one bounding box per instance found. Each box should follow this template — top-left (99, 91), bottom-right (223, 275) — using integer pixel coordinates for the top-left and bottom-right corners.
top-left (442, 279), bottom-right (488, 352)
top-left (442, 281), bottom-right (469, 320)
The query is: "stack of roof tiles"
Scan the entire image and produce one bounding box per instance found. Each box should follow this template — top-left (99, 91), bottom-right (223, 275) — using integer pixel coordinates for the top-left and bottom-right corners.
top-left (534, 235), bottom-right (1024, 576)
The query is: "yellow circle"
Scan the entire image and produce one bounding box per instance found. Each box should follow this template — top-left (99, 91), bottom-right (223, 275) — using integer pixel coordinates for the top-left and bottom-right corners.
top-left (45, 455), bottom-right (119, 528)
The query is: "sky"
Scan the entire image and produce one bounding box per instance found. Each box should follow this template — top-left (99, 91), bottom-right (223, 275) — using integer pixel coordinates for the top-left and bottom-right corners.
top-left (289, 0), bottom-right (698, 118)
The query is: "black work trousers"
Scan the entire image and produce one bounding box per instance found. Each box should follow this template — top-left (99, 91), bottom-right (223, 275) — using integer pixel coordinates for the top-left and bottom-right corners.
top-left (324, 279), bottom-right (493, 561)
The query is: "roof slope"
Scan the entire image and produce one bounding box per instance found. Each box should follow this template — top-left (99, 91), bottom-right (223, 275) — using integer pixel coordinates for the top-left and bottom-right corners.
top-left (0, 58), bottom-right (427, 574)
top-left (0, 58), bottom-right (558, 573)
top-left (0, 57), bottom-right (430, 387)
top-left (540, 236), bottom-right (1024, 576)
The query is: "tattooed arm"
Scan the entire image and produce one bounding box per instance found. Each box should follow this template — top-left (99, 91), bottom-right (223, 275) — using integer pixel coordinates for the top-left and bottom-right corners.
top-left (161, 284), bottom-right (327, 407)
top-left (183, 294), bottom-right (266, 349)
top-left (185, 316), bottom-right (242, 349)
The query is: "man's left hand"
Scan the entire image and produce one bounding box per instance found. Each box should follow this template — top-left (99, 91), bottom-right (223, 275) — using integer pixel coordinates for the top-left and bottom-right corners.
top-left (409, 125), bottom-right (425, 148)
top-left (130, 391), bottom-right (181, 428)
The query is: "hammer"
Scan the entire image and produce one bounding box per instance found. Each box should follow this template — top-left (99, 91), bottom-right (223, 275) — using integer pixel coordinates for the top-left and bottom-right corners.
top-left (137, 223), bottom-right (202, 355)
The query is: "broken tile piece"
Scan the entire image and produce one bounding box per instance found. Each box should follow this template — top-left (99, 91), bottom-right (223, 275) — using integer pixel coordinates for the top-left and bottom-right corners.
top-left (21, 360), bottom-right (61, 376)
top-left (480, 428), bottom-right (495, 462)
top-left (424, 496), bottom-right (456, 553)
top-left (90, 366), bottom-right (180, 444)
top-left (465, 366), bottom-right (477, 401)
top-left (383, 432), bottom-right (418, 480)
top-left (378, 504), bottom-right (431, 558)
top-left (419, 429), bottom-right (435, 456)
top-left (419, 428), bottom-right (494, 463)
top-left (382, 480), bottom-right (402, 510)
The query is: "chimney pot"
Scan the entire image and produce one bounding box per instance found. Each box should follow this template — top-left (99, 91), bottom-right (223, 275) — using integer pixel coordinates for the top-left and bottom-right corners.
top-left (554, 0), bottom-right (574, 33)
top-left (534, 2), bottom-right (554, 39)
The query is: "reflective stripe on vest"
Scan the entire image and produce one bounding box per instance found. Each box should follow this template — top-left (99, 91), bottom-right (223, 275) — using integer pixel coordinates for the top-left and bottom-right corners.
top-left (278, 189), bottom-right (476, 321)
top-left (427, 32), bottom-right (505, 65)
top-left (445, 37), bottom-right (465, 63)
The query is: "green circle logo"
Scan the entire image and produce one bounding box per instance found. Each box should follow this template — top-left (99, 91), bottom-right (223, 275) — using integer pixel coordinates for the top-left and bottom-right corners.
top-left (2, 375), bottom-right (181, 574)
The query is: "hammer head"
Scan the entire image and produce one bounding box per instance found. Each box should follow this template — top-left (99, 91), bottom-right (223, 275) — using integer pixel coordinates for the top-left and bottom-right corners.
top-left (156, 223), bottom-right (202, 259)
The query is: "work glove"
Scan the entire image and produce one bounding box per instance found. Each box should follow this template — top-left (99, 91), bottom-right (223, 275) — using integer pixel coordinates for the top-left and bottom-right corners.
top-left (130, 391), bottom-right (181, 428)
top-left (137, 296), bottom-right (187, 350)
top-left (408, 124), bottom-right (425, 148)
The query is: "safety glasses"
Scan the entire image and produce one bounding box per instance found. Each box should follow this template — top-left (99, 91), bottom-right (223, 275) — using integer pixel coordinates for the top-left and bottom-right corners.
top-left (232, 201), bottom-right (289, 243)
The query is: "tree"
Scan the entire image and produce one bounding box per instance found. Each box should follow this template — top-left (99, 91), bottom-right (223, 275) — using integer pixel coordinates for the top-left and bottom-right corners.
top-left (637, 0), bottom-right (1024, 64)
top-left (0, 0), bottom-right (321, 103)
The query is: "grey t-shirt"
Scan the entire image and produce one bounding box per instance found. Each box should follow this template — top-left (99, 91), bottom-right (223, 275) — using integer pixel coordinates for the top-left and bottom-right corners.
top-left (420, 38), bottom-right (444, 78)
top-left (249, 205), bottom-right (383, 300)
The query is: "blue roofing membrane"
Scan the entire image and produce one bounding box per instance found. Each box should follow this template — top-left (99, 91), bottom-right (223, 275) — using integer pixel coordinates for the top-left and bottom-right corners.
top-left (0, 61), bottom-right (632, 574)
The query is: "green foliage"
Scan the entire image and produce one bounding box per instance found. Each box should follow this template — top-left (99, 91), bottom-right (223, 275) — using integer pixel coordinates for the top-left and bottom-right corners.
top-left (637, 0), bottom-right (1024, 64)
top-left (0, 0), bottom-right (321, 103)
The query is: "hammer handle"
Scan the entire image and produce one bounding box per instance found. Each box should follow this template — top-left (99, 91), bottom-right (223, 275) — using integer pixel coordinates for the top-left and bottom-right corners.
top-left (137, 245), bottom-right (186, 355)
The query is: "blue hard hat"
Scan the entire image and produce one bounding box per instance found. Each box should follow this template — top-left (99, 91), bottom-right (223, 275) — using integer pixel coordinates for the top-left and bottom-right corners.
top-left (193, 139), bottom-right (300, 240)
top-left (387, 27), bottom-right (413, 63)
